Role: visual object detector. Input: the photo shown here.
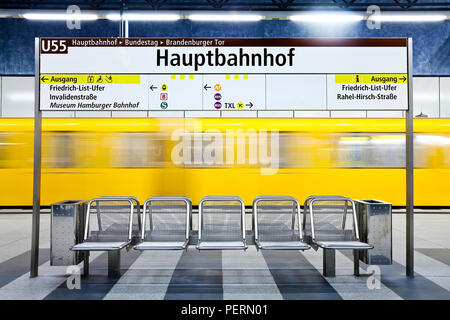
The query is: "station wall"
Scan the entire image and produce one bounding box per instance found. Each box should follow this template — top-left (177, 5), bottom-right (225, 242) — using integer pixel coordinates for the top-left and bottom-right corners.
top-left (0, 75), bottom-right (449, 118)
top-left (0, 17), bottom-right (449, 117)
top-left (0, 18), bottom-right (450, 76)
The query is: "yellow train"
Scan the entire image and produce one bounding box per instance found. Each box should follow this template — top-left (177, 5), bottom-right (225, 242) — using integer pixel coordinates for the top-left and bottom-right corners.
top-left (0, 118), bottom-right (449, 207)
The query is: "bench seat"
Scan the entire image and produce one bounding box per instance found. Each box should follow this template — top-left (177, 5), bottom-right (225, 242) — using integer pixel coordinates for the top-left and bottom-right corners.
top-left (134, 241), bottom-right (188, 250)
top-left (304, 195), bottom-right (374, 277)
top-left (256, 240), bottom-right (310, 250)
top-left (134, 196), bottom-right (192, 251)
top-left (72, 241), bottom-right (130, 251)
top-left (315, 240), bottom-right (374, 250)
top-left (197, 241), bottom-right (247, 250)
top-left (197, 196), bottom-right (247, 251)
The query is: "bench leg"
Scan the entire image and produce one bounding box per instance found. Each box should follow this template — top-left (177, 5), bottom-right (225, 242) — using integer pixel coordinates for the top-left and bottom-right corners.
top-left (108, 250), bottom-right (121, 278)
top-left (83, 251), bottom-right (89, 277)
top-left (353, 250), bottom-right (360, 276)
top-left (323, 249), bottom-right (336, 277)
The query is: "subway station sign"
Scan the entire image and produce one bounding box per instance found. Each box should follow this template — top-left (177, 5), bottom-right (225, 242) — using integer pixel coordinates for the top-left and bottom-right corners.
top-left (39, 38), bottom-right (409, 111)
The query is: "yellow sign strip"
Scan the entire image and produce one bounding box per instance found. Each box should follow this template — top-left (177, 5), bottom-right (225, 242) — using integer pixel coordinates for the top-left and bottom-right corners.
top-left (335, 74), bottom-right (407, 84)
top-left (40, 74), bottom-right (140, 84)
top-left (225, 74), bottom-right (249, 80)
top-left (170, 74), bottom-right (195, 79)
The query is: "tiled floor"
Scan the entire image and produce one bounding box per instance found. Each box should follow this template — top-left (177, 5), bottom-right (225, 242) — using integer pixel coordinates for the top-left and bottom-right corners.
top-left (0, 213), bottom-right (449, 300)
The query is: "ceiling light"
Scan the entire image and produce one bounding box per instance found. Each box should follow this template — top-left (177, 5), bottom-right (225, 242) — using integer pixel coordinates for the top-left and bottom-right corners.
top-left (188, 14), bottom-right (263, 22)
top-left (289, 13), bottom-right (363, 23)
top-left (106, 13), bottom-right (180, 21)
top-left (370, 14), bottom-right (447, 22)
top-left (23, 13), bottom-right (98, 20)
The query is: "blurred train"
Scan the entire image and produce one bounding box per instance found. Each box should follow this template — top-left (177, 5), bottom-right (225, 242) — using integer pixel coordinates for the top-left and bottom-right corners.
top-left (0, 118), bottom-right (449, 207)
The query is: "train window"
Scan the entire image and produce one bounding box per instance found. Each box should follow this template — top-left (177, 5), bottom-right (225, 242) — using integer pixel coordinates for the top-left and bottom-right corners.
top-left (112, 132), bottom-right (167, 168)
top-left (180, 132), bottom-right (229, 168)
top-left (0, 133), bottom-right (9, 168)
top-left (279, 132), bottom-right (407, 168)
top-left (367, 134), bottom-right (405, 168)
top-left (42, 132), bottom-right (76, 168)
top-left (74, 132), bottom-right (100, 168)
top-left (0, 132), bottom-right (33, 168)
top-left (170, 131), bottom-right (449, 169)
top-left (0, 133), bottom-right (11, 168)
top-left (279, 133), bottom-right (332, 168)
top-left (415, 134), bottom-right (450, 168)
top-left (335, 134), bottom-right (371, 167)
top-left (177, 131), bottom-right (279, 168)
top-left (335, 133), bottom-right (405, 168)
top-left (27, 130), bottom-right (449, 170)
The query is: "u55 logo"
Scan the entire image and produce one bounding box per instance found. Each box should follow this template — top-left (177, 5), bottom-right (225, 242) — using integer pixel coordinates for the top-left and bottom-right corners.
top-left (41, 39), bottom-right (68, 53)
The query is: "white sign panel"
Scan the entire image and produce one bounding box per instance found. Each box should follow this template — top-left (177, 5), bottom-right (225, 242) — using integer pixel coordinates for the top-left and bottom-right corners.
top-left (39, 74), bottom-right (148, 111)
top-left (202, 75), bottom-right (265, 111)
top-left (39, 38), bottom-right (409, 111)
top-left (326, 74), bottom-right (408, 110)
top-left (266, 75), bottom-right (327, 110)
top-left (147, 75), bottom-right (202, 111)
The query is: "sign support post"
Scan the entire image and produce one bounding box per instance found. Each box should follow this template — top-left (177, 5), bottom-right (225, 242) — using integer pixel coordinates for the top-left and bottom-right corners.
top-left (406, 38), bottom-right (414, 277)
top-left (30, 38), bottom-right (42, 278)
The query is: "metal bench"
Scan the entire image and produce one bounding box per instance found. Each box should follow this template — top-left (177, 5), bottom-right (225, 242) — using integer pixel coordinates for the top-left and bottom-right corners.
top-left (253, 196), bottom-right (310, 250)
top-left (303, 195), bottom-right (348, 245)
top-left (71, 196), bottom-right (141, 277)
top-left (197, 196), bottom-right (247, 250)
top-left (303, 196), bottom-right (373, 277)
top-left (134, 196), bottom-right (191, 250)
top-left (96, 196), bottom-right (141, 231)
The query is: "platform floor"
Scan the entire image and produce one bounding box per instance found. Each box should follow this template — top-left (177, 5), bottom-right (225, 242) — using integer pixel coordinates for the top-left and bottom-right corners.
top-left (0, 212), bottom-right (449, 300)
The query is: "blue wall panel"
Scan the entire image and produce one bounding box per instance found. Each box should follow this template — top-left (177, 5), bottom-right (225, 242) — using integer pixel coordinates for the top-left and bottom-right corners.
top-left (1, 18), bottom-right (449, 75)
top-left (0, 19), bottom-right (119, 75)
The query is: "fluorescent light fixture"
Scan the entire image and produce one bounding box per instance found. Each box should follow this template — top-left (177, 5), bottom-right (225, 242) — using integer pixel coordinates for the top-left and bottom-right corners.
top-left (188, 14), bottom-right (263, 22)
top-left (105, 14), bottom-right (120, 21)
top-left (289, 13), bottom-right (363, 23)
top-left (106, 13), bottom-right (180, 21)
top-left (370, 14), bottom-right (447, 22)
top-left (23, 13), bottom-right (98, 20)
top-left (105, 14), bottom-right (121, 21)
